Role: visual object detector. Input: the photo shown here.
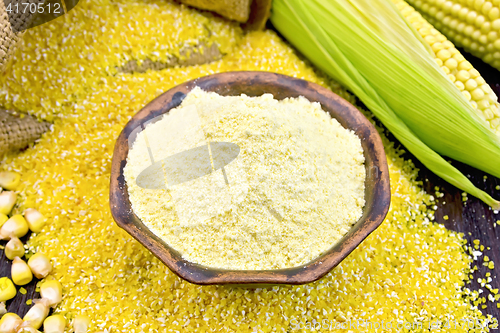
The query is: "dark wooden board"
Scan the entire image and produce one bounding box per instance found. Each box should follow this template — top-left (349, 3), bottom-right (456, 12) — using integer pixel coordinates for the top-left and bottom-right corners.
top-left (1, 50), bottom-right (500, 322)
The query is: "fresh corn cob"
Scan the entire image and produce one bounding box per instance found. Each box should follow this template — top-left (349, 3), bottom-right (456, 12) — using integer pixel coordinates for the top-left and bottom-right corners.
top-left (394, 0), bottom-right (500, 136)
top-left (406, 0), bottom-right (500, 71)
top-left (271, 0), bottom-right (500, 208)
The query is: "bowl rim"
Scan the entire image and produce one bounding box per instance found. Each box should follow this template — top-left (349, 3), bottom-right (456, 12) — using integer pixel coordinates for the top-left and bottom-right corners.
top-left (109, 71), bottom-right (390, 286)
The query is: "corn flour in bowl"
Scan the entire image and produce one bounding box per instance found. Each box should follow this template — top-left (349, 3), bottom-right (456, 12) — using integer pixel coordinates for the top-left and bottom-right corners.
top-left (123, 87), bottom-right (366, 270)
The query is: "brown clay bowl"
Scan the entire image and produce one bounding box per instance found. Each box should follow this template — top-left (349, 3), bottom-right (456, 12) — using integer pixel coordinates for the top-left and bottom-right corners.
top-left (110, 71), bottom-right (390, 286)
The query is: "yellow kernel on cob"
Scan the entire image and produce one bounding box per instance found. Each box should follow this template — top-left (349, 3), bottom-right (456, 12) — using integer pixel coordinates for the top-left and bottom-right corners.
top-left (407, 0), bottom-right (500, 72)
top-left (393, 0), bottom-right (500, 136)
top-left (0, 172), bottom-right (21, 191)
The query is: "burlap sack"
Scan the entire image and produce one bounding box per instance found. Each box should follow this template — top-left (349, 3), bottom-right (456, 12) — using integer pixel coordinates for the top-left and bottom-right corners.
top-left (0, 1), bottom-right (25, 72)
top-left (180, 0), bottom-right (252, 22)
top-left (1, 0), bottom-right (271, 72)
top-left (0, 0), bottom-right (272, 155)
top-left (0, 108), bottom-right (51, 156)
top-left (179, 0), bottom-right (271, 29)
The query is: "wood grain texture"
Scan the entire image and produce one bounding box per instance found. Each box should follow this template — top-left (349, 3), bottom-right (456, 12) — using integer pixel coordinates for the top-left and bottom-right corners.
top-left (109, 71), bottom-right (391, 286)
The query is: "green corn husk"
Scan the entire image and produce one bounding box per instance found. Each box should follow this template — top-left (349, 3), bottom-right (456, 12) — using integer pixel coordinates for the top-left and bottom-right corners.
top-left (271, 0), bottom-right (500, 209)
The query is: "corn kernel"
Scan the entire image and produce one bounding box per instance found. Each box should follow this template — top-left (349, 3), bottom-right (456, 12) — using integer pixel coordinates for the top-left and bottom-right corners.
top-left (0, 172), bottom-right (21, 191)
top-left (5, 236), bottom-right (25, 260)
top-left (43, 315), bottom-right (66, 333)
top-left (40, 280), bottom-right (62, 307)
top-left (23, 299), bottom-right (50, 330)
top-left (0, 213), bottom-right (8, 228)
top-left (0, 215), bottom-right (29, 240)
top-left (12, 257), bottom-right (33, 286)
top-left (23, 208), bottom-right (47, 233)
top-left (0, 192), bottom-right (17, 215)
top-left (73, 315), bottom-right (90, 333)
top-left (0, 278), bottom-right (17, 302)
top-left (0, 313), bottom-right (23, 333)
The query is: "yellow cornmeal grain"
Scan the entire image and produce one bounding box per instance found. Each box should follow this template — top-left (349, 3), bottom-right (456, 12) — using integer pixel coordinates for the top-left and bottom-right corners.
top-left (0, 0), bottom-right (497, 331)
top-left (125, 88), bottom-right (365, 270)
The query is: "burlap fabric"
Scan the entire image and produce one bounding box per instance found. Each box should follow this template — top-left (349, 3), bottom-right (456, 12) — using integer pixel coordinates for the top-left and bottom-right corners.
top-left (2, 0), bottom-right (271, 72)
top-left (1, 1), bottom-right (24, 72)
top-left (117, 42), bottom-right (222, 74)
top-left (179, 0), bottom-right (271, 29)
top-left (0, 0), bottom-right (272, 155)
top-left (0, 109), bottom-right (51, 156)
top-left (179, 0), bottom-right (252, 22)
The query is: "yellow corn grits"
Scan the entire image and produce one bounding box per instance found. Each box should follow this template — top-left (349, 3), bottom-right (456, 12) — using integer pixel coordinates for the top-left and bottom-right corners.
top-left (125, 89), bottom-right (366, 270)
top-left (0, 0), bottom-right (497, 331)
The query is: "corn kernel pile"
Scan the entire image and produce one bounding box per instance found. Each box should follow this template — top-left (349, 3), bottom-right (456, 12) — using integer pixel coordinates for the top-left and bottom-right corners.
top-left (0, 0), bottom-right (498, 331)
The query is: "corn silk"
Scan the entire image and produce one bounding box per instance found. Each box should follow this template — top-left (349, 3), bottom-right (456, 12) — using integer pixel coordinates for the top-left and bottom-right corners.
top-left (0, 0), bottom-right (497, 331)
